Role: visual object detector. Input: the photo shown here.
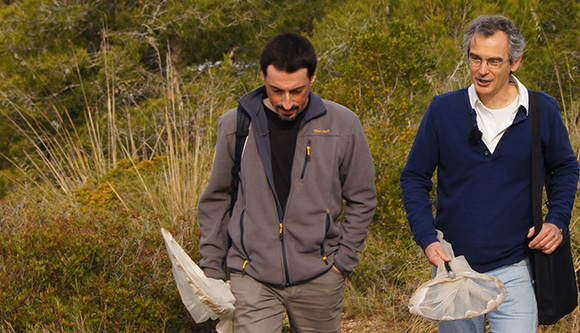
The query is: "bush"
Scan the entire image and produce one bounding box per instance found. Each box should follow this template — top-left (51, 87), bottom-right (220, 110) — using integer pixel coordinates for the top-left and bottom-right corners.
top-left (320, 18), bottom-right (436, 236)
top-left (0, 207), bottom-right (212, 331)
top-left (1, 0), bottom-right (580, 331)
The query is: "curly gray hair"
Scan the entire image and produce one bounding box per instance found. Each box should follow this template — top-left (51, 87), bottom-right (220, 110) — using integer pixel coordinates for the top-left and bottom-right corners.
top-left (463, 15), bottom-right (525, 64)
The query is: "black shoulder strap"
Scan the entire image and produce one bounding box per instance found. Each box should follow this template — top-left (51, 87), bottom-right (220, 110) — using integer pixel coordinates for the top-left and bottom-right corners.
top-left (530, 90), bottom-right (543, 236)
top-left (229, 108), bottom-right (251, 215)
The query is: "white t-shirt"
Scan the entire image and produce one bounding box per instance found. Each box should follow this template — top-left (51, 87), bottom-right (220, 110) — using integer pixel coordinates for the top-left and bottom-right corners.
top-left (468, 76), bottom-right (529, 153)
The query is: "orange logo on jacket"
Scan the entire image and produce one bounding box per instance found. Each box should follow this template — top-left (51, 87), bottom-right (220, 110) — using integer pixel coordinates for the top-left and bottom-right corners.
top-left (314, 129), bottom-right (330, 133)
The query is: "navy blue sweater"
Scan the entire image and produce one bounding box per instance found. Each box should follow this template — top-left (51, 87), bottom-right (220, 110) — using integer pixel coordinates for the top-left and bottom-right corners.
top-left (401, 87), bottom-right (579, 273)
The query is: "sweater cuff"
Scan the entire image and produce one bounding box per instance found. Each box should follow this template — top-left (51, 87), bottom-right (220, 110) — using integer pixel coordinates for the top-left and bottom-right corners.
top-left (546, 220), bottom-right (568, 236)
top-left (333, 248), bottom-right (357, 275)
top-left (333, 262), bottom-right (349, 275)
top-left (417, 233), bottom-right (440, 252)
top-left (202, 267), bottom-right (227, 281)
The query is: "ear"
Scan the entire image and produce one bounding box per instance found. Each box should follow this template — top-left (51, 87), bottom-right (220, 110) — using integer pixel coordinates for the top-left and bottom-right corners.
top-left (510, 56), bottom-right (523, 73)
top-left (310, 71), bottom-right (317, 84)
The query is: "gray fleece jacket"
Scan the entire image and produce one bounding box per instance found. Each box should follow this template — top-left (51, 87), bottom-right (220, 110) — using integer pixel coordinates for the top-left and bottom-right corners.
top-left (198, 86), bottom-right (377, 286)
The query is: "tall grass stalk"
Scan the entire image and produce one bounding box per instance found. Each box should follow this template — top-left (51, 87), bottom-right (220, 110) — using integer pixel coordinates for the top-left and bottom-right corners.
top-left (72, 49), bottom-right (109, 179)
top-left (0, 94), bottom-right (94, 199)
top-left (121, 46), bottom-right (223, 227)
top-left (0, 38), bottom-right (225, 226)
top-left (103, 30), bottom-right (119, 170)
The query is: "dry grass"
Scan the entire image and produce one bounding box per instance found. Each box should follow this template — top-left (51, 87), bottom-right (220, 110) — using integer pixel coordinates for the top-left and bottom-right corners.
top-left (0, 38), bottom-right (232, 229)
top-left (1, 7), bottom-right (580, 332)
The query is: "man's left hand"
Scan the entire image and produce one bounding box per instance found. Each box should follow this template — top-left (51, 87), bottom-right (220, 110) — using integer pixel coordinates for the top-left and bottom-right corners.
top-left (332, 265), bottom-right (345, 275)
top-left (528, 222), bottom-right (564, 254)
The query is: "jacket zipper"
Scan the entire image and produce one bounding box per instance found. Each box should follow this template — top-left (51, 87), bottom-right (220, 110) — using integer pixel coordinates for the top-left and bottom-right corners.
top-left (300, 139), bottom-right (311, 179)
top-left (279, 218), bottom-right (291, 285)
top-left (240, 210), bottom-right (250, 273)
top-left (280, 140), bottom-right (311, 285)
top-left (321, 209), bottom-right (331, 264)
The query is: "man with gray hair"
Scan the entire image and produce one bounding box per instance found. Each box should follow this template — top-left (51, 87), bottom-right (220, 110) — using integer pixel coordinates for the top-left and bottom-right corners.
top-left (401, 15), bottom-right (579, 331)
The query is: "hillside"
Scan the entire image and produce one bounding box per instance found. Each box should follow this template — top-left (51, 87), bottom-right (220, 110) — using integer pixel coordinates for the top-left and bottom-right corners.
top-left (1, 0), bottom-right (579, 331)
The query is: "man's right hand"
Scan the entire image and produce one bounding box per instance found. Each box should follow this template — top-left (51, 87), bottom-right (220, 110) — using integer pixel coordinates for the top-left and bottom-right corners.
top-left (424, 241), bottom-right (451, 266)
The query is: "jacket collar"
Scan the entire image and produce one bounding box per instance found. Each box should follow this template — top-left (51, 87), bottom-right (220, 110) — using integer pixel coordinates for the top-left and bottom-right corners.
top-left (237, 85), bottom-right (327, 135)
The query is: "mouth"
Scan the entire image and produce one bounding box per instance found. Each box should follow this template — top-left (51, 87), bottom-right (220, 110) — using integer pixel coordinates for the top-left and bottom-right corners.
top-left (475, 77), bottom-right (492, 87)
top-left (277, 106), bottom-right (299, 115)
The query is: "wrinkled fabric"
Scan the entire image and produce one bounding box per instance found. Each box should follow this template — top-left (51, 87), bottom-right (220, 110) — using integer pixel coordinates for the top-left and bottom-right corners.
top-left (161, 228), bottom-right (235, 333)
top-left (400, 86), bottom-right (579, 273)
top-left (198, 86), bottom-right (377, 284)
top-left (409, 230), bottom-right (506, 321)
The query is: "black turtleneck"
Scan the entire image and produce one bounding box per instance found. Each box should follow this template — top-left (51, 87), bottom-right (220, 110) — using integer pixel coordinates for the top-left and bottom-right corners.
top-left (263, 102), bottom-right (309, 214)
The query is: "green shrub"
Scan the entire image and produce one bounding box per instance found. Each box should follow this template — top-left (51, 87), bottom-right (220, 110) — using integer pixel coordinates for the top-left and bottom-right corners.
top-left (1, 0), bottom-right (580, 331)
top-left (320, 18), bottom-right (436, 236)
top-left (0, 208), bottom-right (212, 331)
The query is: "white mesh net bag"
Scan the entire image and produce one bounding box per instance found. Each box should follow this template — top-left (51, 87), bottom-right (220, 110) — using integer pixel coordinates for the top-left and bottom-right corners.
top-left (409, 230), bottom-right (507, 321)
top-left (161, 228), bottom-right (235, 333)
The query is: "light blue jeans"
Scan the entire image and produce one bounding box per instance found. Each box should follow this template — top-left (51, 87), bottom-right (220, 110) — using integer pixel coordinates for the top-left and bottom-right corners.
top-left (438, 258), bottom-right (538, 333)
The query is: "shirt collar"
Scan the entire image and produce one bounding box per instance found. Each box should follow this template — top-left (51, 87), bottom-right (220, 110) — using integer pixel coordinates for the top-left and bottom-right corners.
top-left (468, 75), bottom-right (529, 115)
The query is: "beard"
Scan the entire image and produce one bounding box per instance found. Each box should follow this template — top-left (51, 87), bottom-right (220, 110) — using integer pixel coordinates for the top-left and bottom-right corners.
top-left (274, 105), bottom-right (300, 121)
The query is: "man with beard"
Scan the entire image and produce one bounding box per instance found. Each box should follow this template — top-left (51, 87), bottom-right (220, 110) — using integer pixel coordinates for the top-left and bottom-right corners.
top-left (198, 32), bottom-right (377, 332)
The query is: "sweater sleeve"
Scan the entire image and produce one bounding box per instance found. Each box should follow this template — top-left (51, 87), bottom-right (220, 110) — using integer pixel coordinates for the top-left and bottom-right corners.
top-left (400, 100), bottom-right (441, 250)
top-left (335, 115), bottom-right (377, 274)
top-left (197, 110), bottom-right (236, 280)
top-left (541, 94), bottom-right (580, 234)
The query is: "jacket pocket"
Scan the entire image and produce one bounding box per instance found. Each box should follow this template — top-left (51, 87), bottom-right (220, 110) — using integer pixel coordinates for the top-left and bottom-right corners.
top-left (300, 139), bottom-right (311, 179)
top-left (320, 209), bottom-right (331, 264)
top-left (239, 210), bottom-right (250, 271)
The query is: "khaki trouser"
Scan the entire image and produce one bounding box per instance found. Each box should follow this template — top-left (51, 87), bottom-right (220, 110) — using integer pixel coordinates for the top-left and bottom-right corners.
top-left (230, 268), bottom-right (345, 333)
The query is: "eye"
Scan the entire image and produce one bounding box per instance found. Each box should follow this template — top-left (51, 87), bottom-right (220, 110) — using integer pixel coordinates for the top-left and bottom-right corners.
top-left (468, 57), bottom-right (482, 65)
top-left (488, 59), bottom-right (501, 66)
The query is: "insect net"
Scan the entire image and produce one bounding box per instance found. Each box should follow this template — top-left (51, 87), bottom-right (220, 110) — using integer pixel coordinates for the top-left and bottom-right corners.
top-left (161, 228), bottom-right (235, 333)
top-left (409, 230), bottom-right (507, 321)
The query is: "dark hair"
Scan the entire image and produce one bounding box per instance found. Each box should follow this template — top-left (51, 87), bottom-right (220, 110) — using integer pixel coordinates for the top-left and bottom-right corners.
top-left (260, 32), bottom-right (317, 78)
top-left (463, 15), bottom-right (525, 63)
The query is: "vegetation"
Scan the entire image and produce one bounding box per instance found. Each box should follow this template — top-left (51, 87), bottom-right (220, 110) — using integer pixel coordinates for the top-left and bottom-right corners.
top-left (1, 0), bottom-right (579, 331)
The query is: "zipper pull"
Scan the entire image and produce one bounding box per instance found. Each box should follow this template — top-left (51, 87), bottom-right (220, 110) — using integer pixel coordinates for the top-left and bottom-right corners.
top-left (242, 259), bottom-right (249, 275)
top-left (279, 222), bottom-right (284, 240)
top-left (300, 140), bottom-right (312, 179)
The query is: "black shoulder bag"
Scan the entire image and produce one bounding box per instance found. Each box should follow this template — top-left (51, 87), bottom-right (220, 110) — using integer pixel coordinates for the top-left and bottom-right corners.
top-left (529, 90), bottom-right (578, 325)
top-left (228, 109), bottom-right (251, 215)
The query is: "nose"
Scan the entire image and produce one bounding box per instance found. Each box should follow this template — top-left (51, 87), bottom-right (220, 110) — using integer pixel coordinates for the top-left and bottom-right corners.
top-left (282, 92), bottom-right (293, 110)
top-left (478, 61), bottom-right (490, 75)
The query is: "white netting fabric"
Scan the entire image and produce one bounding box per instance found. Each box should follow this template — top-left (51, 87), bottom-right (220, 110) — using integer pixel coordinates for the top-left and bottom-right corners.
top-left (409, 230), bottom-right (507, 321)
top-left (161, 228), bottom-right (235, 333)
